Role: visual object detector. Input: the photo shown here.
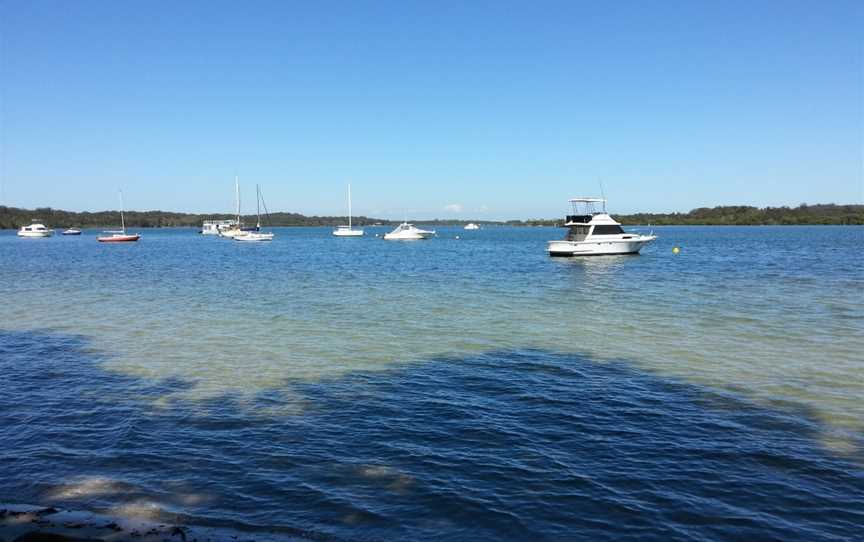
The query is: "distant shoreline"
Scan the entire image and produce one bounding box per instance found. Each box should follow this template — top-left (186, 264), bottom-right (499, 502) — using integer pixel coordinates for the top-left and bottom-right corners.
top-left (1, 203), bottom-right (862, 228)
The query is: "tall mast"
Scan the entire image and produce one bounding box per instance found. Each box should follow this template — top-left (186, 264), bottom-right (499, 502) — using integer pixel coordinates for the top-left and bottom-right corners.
top-left (256, 184), bottom-right (261, 228)
top-left (347, 183), bottom-right (352, 229)
top-left (235, 175), bottom-right (241, 224)
top-left (119, 189), bottom-right (126, 233)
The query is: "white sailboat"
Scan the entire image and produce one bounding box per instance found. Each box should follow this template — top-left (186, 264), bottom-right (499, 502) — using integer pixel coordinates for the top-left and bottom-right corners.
top-left (333, 183), bottom-right (364, 237)
top-left (235, 185), bottom-right (275, 242)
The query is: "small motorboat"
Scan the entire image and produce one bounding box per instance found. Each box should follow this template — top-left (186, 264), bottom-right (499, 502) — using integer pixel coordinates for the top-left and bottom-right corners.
top-left (464, 222), bottom-right (480, 230)
top-left (383, 222), bottom-right (435, 240)
top-left (18, 222), bottom-right (54, 237)
top-left (62, 228), bottom-right (82, 236)
top-left (547, 197), bottom-right (656, 256)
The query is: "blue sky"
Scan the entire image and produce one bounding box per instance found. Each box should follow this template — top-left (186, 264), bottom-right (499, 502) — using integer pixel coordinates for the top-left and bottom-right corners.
top-left (1, 1), bottom-right (861, 219)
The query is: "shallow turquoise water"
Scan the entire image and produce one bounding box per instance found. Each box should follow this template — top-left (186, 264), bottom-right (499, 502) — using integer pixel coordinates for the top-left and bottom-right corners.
top-left (1, 226), bottom-right (862, 540)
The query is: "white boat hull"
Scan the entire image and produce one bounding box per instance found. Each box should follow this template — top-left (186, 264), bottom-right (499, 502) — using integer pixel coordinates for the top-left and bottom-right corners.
top-left (333, 228), bottom-right (364, 237)
top-left (235, 232), bottom-right (274, 242)
top-left (17, 231), bottom-right (53, 237)
top-left (547, 235), bottom-right (656, 256)
top-left (384, 231), bottom-right (434, 240)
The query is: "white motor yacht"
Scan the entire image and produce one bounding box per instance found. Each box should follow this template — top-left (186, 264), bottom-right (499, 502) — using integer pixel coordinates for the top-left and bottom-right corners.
top-left (464, 222), bottom-right (480, 230)
top-left (383, 222), bottom-right (435, 240)
top-left (547, 198), bottom-right (656, 256)
top-left (333, 184), bottom-right (364, 237)
top-left (62, 228), bottom-right (82, 236)
top-left (18, 222), bottom-right (54, 237)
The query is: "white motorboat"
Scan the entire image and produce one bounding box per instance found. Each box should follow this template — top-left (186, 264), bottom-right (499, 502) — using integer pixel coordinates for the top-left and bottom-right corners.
top-left (464, 222), bottom-right (480, 230)
top-left (547, 198), bottom-right (656, 256)
top-left (333, 183), bottom-right (364, 237)
top-left (62, 228), bottom-right (82, 236)
top-left (201, 219), bottom-right (237, 235)
top-left (234, 185), bottom-right (275, 242)
top-left (383, 222), bottom-right (435, 240)
top-left (18, 222), bottom-right (54, 237)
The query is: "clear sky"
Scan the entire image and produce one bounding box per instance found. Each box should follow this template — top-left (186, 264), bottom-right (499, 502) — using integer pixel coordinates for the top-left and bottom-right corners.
top-left (1, 1), bottom-right (862, 220)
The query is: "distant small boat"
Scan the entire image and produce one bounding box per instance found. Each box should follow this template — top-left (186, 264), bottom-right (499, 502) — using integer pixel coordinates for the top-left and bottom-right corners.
top-left (18, 222), bottom-right (54, 237)
top-left (333, 184), bottom-right (364, 237)
top-left (383, 222), bottom-right (435, 240)
top-left (62, 228), bottom-right (82, 236)
top-left (98, 190), bottom-right (140, 243)
top-left (464, 223), bottom-right (480, 230)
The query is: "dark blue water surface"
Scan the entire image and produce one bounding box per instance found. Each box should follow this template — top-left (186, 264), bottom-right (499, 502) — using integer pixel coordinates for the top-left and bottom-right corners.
top-left (1, 226), bottom-right (863, 541)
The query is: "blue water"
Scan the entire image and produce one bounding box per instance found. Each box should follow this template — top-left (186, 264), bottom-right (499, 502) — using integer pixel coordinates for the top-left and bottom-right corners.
top-left (1, 226), bottom-right (863, 541)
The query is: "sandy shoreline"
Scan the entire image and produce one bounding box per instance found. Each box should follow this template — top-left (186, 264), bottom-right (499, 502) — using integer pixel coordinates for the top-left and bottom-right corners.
top-left (0, 504), bottom-right (304, 542)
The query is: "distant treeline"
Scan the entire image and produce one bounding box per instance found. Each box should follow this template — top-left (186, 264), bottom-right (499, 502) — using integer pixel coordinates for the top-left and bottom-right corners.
top-left (506, 204), bottom-right (864, 226)
top-left (1, 203), bottom-right (862, 229)
top-left (0, 206), bottom-right (395, 229)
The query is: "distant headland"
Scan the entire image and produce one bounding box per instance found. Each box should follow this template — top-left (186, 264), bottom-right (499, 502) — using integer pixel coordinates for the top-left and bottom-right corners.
top-left (1, 203), bottom-right (861, 229)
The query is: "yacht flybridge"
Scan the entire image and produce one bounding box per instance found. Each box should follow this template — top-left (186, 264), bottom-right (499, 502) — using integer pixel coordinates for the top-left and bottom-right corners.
top-left (383, 222), bottom-right (435, 240)
top-left (547, 198), bottom-right (655, 256)
top-left (18, 222), bottom-right (54, 237)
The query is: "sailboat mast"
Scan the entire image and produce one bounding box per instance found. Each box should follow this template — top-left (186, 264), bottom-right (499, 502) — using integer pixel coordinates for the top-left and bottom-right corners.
top-left (256, 184), bottom-right (261, 228)
top-left (235, 175), bottom-right (241, 224)
top-left (348, 183), bottom-right (352, 229)
top-left (119, 190), bottom-right (126, 233)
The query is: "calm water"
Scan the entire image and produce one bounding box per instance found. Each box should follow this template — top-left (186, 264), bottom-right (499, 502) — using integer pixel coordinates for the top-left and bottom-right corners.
top-left (1, 226), bottom-right (862, 541)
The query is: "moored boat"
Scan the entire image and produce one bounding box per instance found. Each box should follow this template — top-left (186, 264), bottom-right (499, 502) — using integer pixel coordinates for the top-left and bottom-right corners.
top-left (234, 184), bottom-right (275, 242)
top-left (464, 222), bottom-right (480, 230)
top-left (62, 228), bottom-right (82, 236)
top-left (547, 197), bottom-right (655, 256)
top-left (18, 222), bottom-right (54, 237)
top-left (332, 184), bottom-right (364, 237)
top-left (97, 191), bottom-right (140, 243)
top-left (383, 222), bottom-right (435, 240)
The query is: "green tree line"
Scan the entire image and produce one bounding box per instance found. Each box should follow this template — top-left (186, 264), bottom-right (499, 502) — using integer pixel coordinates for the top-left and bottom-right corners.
top-left (0, 206), bottom-right (394, 229)
top-left (506, 204), bottom-right (864, 226)
top-left (2, 203), bottom-right (862, 229)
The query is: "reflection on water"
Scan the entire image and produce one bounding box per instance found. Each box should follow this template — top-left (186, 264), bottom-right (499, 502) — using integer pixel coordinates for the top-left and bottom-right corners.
top-left (1, 226), bottom-right (863, 539)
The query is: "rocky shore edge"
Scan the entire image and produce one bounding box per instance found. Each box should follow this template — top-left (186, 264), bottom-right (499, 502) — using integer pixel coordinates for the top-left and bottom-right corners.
top-left (0, 504), bottom-right (297, 542)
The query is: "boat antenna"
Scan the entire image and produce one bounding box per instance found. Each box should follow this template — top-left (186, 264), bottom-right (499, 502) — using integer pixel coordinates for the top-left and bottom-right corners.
top-left (599, 179), bottom-right (607, 213)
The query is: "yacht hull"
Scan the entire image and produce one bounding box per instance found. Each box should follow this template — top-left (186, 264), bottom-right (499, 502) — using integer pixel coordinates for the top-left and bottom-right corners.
top-left (98, 234), bottom-right (140, 243)
top-left (17, 231), bottom-right (53, 238)
top-left (333, 229), bottom-right (364, 237)
top-left (383, 232), bottom-right (434, 240)
top-left (548, 236), bottom-right (655, 257)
